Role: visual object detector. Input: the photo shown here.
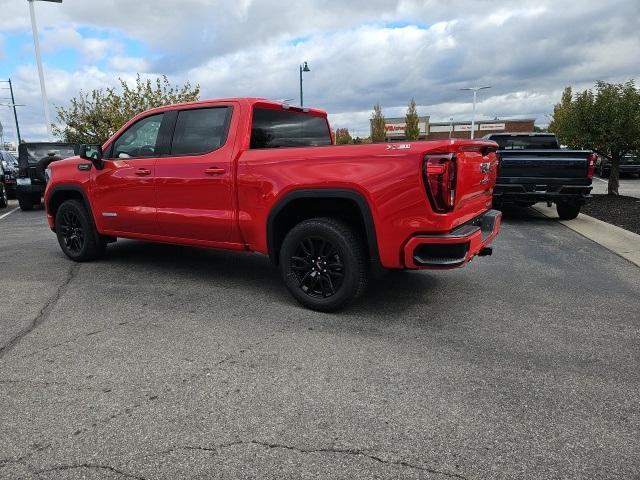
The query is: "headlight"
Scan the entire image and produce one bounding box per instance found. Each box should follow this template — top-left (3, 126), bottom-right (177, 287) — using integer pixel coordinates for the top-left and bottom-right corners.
top-left (45, 167), bottom-right (52, 181)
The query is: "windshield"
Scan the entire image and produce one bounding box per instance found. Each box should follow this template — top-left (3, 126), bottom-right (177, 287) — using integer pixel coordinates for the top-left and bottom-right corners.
top-left (25, 145), bottom-right (77, 164)
top-left (492, 135), bottom-right (559, 150)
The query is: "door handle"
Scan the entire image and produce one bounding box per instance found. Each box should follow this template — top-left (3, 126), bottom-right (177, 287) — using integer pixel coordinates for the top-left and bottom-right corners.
top-left (204, 167), bottom-right (225, 175)
top-left (135, 168), bottom-right (151, 176)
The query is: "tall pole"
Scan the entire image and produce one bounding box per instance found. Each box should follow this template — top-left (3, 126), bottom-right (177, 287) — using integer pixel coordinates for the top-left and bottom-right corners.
top-left (460, 86), bottom-right (491, 140)
top-left (299, 65), bottom-right (303, 107)
top-left (8, 79), bottom-right (22, 144)
top-left (28, 0), bottom-right (52, 140)
top-left (471, 90), bottom-right (477, 139)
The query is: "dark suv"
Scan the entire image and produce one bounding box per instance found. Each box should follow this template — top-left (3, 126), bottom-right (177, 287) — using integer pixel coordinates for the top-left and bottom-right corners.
top-left (17, 142), bottom-right (79, 210)
top-left (1, 150), bottom-right (18, 199)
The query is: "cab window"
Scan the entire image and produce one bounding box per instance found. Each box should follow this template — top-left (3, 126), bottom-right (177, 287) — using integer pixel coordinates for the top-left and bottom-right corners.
top-left (170, 107), bottom-right (231, 155)
top-left (111, 113), bottom-right (164, 159)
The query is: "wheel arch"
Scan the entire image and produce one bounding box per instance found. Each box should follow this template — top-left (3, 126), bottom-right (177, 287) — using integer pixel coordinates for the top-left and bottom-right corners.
top-left (267, 188), bottom-right (380, 269)
top-left (47, 185), bottom-right (98, 235)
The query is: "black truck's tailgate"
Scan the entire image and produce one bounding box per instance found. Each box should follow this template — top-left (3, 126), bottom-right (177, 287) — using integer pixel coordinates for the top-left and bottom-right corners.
top-left (498, 150), bottom-right (591, 178)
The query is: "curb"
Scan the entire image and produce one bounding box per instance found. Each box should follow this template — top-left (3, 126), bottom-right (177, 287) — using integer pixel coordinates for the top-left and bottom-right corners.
top-left (533, 204), bottom-right (640, 268)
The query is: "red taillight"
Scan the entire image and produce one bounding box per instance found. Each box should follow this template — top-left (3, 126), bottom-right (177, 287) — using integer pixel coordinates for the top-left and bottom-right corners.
top-left (587, 153), bottom-right (597, 178)
top-left (424, 153), bottom-right (457, 213)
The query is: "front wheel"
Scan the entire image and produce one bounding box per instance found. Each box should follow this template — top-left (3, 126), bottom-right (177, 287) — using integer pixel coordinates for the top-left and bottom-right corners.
top-left (557, 203), bottom-right (581, 220)
top-left (55, 200), bottom-right (106, 261)
top-left (280, 218), bottom-right (368, 312)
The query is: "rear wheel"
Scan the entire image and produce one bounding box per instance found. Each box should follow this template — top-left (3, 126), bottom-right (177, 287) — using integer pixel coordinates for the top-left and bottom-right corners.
top-left (280, 218), bottom-right (368, 312)
top-left (17, 192), bottom-right (34, 211)
top-left (55, 200), bottom-right (106, 261)
top-left (557, 203), bottom-right (581, 220)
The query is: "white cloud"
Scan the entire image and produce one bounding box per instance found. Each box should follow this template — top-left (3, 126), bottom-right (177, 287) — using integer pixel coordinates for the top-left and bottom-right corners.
top-left (1, 0), bottom-right (639, 141)
top-left (109, 56), bottom-right (150, 72)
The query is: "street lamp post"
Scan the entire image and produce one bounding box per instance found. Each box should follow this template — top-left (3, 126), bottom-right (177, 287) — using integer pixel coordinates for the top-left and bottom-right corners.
top-left (0, 79), bottom-right (22, 144)
top-left (459, 85), bottom-right (491, 139)
top-left (299, 61), bottom-right (310, 107)
top-left (28, 0), bottom-right (62, 140)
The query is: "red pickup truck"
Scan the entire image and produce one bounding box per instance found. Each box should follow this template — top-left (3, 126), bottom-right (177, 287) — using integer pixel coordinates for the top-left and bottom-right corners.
top-left (44, 98), bottom-right (501, 311)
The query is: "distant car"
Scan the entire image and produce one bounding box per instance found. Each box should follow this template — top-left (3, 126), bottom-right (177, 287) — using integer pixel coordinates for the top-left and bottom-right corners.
top-left (596, 153), bottom-right (640, 178)
top-left (1, 150), bottom-right (19, 199)
top-left (0, 162), bottom-right (8, 208)
top-left (16, 142), bottom-right (80, 211)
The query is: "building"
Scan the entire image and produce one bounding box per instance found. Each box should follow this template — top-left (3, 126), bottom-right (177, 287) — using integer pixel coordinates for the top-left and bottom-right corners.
top-left (376, 116), bottom-right (430, 141)
top-left (427, 118), bottom-right (536, 140)
top-left (372, 117), bottom-right (536, 141)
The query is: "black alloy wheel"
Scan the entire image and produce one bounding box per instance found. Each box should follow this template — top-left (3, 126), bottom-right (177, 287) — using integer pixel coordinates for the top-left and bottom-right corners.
top-left (55, 200), bottom-right (106, 261)
top-left (280, 218), bottom-right (367, 312)
top-left (59, 208), bottom-right (86, 255)
top-left (291, 236), bottom-right (345, 298)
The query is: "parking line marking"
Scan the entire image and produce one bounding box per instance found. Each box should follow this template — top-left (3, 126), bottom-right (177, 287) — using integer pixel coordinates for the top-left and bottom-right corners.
top-left (0, 207), bottom-right (19, 220)
top-left (593, 177), bottom-right (608, 184)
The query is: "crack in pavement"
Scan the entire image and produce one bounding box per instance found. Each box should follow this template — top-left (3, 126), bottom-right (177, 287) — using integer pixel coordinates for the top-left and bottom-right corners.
top-left (181, 440), bottom-right (470, 479)
top-left (34, 464), bottom-right (147, 479)
top-left (0, 263), bottom-right (80, 360)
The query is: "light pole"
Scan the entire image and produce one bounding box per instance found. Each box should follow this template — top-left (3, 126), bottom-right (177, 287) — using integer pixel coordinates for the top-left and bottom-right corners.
top-left (0, 79), bottom-right (22, 144)
top-left (299, 61), bottom-right (310, 107)
top-left (28, 0), bottom-right (62, 140)
top-left (460, 85), bottom-right (491, 139)
top-left (449, 117), bottom-right (454, 139)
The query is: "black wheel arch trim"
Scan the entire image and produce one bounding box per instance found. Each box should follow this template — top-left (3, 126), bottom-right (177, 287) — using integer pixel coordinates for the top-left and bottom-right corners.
top-left (47, 185), bottom-right (99, 239)
top-left (267, 188), bottom-right (380, 268)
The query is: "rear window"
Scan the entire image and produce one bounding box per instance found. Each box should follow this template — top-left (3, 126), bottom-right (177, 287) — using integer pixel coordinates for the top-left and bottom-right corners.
top-left (491, 135), bottom-right (559, 150)
top-left (24, 145), bottom-right (77, 164)
top-left (250, 108), bottom-right (331, 149)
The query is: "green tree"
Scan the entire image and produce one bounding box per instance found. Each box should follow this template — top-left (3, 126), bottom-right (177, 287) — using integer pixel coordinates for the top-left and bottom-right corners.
top-left (371, 102), bottom-right (386, 143)
top-left (53, 75), bottom-right (200, 145)
top-left (404, 98), bottom-right (420, 140)
top-left (335, 128), bottom-right (353, 145)
top-left (549, 80), bottom-right (640, 195)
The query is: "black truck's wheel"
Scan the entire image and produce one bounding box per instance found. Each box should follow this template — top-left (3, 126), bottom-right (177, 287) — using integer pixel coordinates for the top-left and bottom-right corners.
top-left (17, 192), bottom-right (34, 211)
top-left (0, 184), bottom-right (7, 208)
top-left (55, 200), bottom-right (106, 261)
top-left (557, 203), bottom-right (581, 220)
top-left (280, 218), bottom-right (368, 312)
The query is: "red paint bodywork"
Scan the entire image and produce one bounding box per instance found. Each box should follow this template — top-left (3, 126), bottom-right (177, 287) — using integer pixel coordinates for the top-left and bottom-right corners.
top-left (45, 98), bottom-right (501, 269)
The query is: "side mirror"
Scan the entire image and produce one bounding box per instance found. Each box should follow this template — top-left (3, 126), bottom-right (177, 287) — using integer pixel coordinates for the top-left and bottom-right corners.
top-left (79, 144), bottom-right (104, 170)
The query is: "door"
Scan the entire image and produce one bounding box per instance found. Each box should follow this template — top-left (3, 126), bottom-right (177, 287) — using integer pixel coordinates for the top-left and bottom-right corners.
top-left (154, 106), bottom-right (236, 243)
top-left (92, 112), bottom-right (167, 235)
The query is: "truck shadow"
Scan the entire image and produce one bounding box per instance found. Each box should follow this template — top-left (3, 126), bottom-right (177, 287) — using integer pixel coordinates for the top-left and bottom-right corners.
top-left (102, 240), bottom-right (440, 318)
top-left (497, 205), bottom-right (556, 224)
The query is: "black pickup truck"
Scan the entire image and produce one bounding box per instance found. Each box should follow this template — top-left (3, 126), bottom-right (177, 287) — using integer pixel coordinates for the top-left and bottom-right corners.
top-left (485, 133), bottom-right (596, 220)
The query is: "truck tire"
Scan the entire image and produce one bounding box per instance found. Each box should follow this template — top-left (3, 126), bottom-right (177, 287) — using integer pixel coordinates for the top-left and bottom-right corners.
top-left (55, 199), bottom-right (106, 261)
top-left (0, 184), bottom-right (7, 208)
top-left (557, 203), bottom-right (581, 220)
top-left (279, 217), bottom-right (368, 312)
top-left (17, 192), bottom-right (34, 211)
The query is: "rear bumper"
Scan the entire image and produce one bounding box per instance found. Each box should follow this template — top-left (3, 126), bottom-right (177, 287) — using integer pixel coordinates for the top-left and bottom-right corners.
top-left (17, 183), bottom-right (45, 196)
top-left (403, 209), bottom-right (501, 269)
top-left (494, 178), bottom-right (592, 204)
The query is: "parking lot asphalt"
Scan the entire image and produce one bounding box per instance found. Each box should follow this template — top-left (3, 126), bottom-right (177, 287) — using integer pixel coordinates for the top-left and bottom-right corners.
top-left (592, 175), bottom-right (640, 198)
top-left (1, 201), bottom-right (639, 479)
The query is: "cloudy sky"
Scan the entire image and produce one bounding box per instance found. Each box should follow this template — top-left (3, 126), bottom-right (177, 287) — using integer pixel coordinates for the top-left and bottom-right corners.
top-left (0, 0), bottom-right (638, 142)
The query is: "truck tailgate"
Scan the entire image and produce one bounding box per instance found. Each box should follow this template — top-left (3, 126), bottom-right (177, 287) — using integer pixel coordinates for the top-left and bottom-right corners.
top-left (498, 150), bottom-right (590, 178)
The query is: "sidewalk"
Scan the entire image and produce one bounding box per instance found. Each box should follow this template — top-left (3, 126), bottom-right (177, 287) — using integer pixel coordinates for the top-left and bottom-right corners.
top-left (534, 204), bottom-right (640, 268)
